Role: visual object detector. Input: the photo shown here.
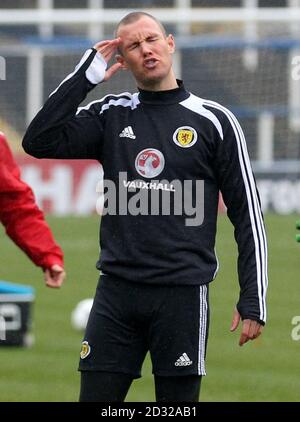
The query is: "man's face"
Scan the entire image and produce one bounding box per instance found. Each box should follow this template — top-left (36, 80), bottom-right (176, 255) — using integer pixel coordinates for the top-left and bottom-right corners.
top-left (116, 16), bottom-right (176, 90)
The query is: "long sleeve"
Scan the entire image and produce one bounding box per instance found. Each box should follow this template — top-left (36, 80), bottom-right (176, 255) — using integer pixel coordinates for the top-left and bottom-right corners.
top-left (22, 48), bottom-right (107, 160)
top-left (0, 133), bottom-right (63, 269)
top-left (206, 101), bottom-right (268, 325)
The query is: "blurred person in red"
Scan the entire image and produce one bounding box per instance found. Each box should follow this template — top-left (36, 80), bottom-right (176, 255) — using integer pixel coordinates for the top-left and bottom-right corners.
top-left (0, 131), bottom-right (65, 287)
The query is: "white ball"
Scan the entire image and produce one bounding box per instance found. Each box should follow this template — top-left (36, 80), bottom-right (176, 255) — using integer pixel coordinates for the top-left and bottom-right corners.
top-left (71, 298), bottom-right (93, 331)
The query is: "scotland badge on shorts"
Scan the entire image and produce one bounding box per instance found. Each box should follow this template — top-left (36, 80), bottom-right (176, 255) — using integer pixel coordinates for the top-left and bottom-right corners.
top-left (173, 126), bottom-right (198, 148)
top-left (80, 341), bottom-right (91, 359)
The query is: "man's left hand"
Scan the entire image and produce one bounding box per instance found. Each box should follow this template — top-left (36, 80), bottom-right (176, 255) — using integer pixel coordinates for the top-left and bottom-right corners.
top-left (230, 308), bottom-right (263, 346)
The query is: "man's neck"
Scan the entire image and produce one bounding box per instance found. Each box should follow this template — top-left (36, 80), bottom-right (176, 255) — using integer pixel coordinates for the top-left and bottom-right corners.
top-left (138, 73), bottom-right (178, 92)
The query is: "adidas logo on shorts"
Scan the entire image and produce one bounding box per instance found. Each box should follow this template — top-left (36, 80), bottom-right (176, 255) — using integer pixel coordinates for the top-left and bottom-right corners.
top-left (174, 352), bottom-right (193, 366)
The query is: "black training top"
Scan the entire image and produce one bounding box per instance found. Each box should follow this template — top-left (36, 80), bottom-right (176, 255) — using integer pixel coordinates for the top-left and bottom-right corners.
top-left (23, 48), bottom-right (268, 324)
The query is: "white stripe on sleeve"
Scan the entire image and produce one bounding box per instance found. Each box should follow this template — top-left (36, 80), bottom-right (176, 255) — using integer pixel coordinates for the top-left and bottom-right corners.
top-left (204, 100), bottom-right (268, 322)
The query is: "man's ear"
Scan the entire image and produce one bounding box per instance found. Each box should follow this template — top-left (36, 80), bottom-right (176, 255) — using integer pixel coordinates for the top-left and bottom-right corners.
top-left (116, 54), bottom-right (128, 70)
top-left (167, 34), bottom-right (175, 54)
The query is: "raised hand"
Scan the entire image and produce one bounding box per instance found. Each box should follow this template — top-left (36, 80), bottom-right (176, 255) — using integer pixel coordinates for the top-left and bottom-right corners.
top-left (94, 38), bottom-right (123, 81)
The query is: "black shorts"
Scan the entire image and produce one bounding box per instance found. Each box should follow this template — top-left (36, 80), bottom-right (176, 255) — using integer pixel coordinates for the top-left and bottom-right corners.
top-left (78, 274), bottom-right (209, 378)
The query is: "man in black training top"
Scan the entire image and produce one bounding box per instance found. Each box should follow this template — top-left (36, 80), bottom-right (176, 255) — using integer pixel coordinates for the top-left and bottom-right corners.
top-left (23, 12), bottom-right (268, 402)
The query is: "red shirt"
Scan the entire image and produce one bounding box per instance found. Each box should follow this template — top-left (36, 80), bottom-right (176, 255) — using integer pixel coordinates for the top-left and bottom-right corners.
top-left (0, 132), bottom-right (63, 270)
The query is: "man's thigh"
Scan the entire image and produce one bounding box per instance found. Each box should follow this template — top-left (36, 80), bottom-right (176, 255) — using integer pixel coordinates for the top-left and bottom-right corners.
top-left (78, 275), bottom-right (148, 378)
top-left (149, 284), bottom-right (209, 377)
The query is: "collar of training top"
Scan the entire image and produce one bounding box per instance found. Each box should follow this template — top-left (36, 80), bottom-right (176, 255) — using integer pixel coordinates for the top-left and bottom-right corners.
top-left (138, 80), bottom-right (190, 105)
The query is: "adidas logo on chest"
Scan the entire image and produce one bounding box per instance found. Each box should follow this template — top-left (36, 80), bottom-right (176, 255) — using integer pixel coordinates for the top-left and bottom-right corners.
top-left (119, 126), bottom-right (136, 139)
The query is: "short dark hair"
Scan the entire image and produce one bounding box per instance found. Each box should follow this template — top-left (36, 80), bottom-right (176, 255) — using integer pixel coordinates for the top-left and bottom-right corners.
top-left (115, 11), bottom-right (167, 38)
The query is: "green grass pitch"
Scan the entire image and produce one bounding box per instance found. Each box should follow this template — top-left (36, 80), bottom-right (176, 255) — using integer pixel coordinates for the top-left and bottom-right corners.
top-left (0, 214), bottom-right (300, 402)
